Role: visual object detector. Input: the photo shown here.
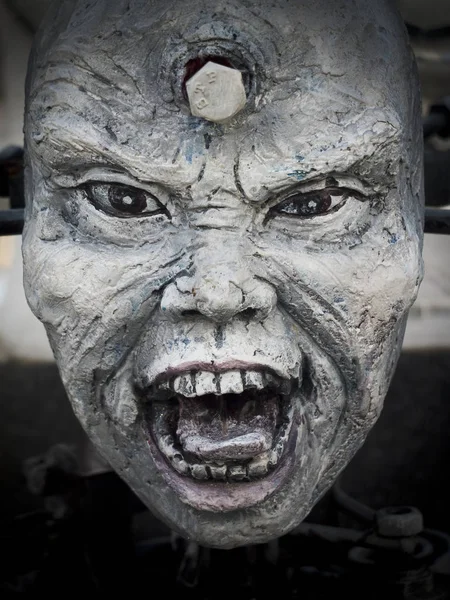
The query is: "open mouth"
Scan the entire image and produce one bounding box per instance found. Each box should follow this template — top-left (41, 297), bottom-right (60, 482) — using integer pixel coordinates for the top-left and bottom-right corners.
top-left (144, 367), bottom-right (298, 483)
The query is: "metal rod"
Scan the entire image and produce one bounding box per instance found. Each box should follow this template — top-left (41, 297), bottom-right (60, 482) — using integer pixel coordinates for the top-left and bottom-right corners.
top-left (423, 112), bottom-right (449, 139)
top-left (424, 207), bottom-right (450, 234)
top-left (0, 209), bottom-right (24, 236)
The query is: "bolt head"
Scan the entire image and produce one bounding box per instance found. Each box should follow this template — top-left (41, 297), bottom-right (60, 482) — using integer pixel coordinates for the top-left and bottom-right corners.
top-left (375, 506), bottom-right (424, 538)
top-left (186, 61), bottom-right (246, 123)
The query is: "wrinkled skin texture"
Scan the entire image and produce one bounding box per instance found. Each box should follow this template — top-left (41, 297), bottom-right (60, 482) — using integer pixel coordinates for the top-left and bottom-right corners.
top-left (23, 0), bottom-right (424, 547)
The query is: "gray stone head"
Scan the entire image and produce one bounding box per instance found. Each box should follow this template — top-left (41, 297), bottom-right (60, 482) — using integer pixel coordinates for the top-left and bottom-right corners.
top-left (22, 0), bottom-right (424, 547)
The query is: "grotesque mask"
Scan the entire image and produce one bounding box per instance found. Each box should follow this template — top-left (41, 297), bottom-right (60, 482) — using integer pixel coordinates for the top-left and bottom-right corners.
top-left (23, 0), bottom-right (424, 547)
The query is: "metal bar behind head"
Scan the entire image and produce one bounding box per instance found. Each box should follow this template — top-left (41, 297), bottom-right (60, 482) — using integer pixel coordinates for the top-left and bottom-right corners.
top-left (0, 209), bottom-right (25, 236)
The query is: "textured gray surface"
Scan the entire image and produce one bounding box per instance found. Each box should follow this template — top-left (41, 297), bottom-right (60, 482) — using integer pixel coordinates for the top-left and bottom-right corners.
top-left (21, 0), bottom-right (424, 547)
top-left (6, 1), bottom-right (450, 32)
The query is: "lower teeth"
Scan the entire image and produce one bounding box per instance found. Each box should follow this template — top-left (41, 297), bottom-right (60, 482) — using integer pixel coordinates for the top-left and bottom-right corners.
top-left (149, 398), bottom-right (294, 482)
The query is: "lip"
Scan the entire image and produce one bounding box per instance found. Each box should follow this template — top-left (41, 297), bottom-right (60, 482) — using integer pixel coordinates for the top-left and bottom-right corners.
top-left (144, 409), bottom-right (302, 512)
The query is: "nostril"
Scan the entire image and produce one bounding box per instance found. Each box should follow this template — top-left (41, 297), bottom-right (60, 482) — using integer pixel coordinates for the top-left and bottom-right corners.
top-left (240, 308), bottom-right (257, 320)
top-left (181, 310), bottom-right (201, 318)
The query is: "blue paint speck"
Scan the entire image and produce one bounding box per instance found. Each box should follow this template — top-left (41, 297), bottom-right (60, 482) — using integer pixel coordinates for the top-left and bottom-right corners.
top-left (272, 162), bottom-right (307, 180)
top-left (389, 234), bottom-right (398, 244)
top-left (183, 136), bottom-right (204, 164)
top-left (287, 170), bottom-right (306, 181)
top-left (333, 297), bottom-right (347, 312)
top-left (188, 118), bottom-right (204, 131)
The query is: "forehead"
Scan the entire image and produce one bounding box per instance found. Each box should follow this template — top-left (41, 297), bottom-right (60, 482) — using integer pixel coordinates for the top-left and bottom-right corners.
top-left (31, 0), bottom-right (408, 107)
top-left (27, 0), bottom-right (411, 189)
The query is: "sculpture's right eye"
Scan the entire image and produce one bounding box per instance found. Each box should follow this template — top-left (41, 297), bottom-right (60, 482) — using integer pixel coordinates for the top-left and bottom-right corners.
top-left (84, 182), bottom-right (169, 219)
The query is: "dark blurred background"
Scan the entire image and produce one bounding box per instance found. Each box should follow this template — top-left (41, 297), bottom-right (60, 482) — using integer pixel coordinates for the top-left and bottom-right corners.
top-left (1, 1), bottom-right (450, 597)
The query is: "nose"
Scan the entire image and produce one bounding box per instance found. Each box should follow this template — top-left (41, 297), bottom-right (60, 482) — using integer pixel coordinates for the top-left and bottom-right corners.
top-left (161, 268), bottom-right (277, 324)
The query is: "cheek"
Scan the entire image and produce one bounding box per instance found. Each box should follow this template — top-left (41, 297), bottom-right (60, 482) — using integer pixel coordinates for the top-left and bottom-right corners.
top-left (253, 237), bottom-right (420, 422)
top-left (22, 234), bottom-right (189, 370)
top-left (344, 237), bottom-right (422, 327)
top-left (252, 236), bottom-right (421, 335)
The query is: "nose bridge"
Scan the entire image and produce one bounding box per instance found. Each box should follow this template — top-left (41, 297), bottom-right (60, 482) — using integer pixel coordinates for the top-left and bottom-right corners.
top-left (193, 233), bottom-right (241, 281)
top-left (191, 234), bottom-right (251, 321)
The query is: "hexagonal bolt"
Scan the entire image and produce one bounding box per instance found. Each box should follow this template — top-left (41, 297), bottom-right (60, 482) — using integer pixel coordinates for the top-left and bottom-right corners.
top-left (186, 61), bottom-right (247, 123)
top-left (375, 506), bottom-right (424, 538)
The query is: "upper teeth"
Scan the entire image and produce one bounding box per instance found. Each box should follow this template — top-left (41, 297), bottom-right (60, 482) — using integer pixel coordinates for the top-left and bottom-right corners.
top-left (153, 369), bottom-right (290, 399)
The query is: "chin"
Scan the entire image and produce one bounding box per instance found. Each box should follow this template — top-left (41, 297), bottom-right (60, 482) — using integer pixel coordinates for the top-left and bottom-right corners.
top-left (90, 349), bottom-right (353, 548)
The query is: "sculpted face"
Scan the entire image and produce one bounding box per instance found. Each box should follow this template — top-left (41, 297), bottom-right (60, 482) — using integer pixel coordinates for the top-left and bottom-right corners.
top-left (23, 0), bottom-right (424, 547)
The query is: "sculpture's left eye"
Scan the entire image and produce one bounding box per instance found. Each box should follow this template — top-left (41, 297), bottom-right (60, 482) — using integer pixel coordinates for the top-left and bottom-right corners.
top-left (84, 182), bottom-right (169, 218)
top-left (270, 187), bottom-right (354, 218)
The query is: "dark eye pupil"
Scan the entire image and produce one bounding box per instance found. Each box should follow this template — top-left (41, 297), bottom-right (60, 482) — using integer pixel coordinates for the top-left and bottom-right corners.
top-left (277, 188), bottom-right (336, 217)
top-left (108, 185), bottom-right (147, 214)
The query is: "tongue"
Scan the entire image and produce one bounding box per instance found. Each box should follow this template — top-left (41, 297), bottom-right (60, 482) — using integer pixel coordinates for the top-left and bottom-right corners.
top-left (177, 393), bottom-right (279, 462)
